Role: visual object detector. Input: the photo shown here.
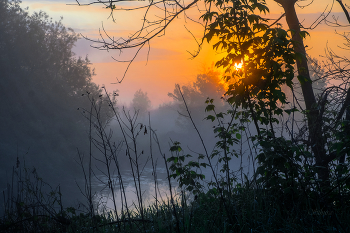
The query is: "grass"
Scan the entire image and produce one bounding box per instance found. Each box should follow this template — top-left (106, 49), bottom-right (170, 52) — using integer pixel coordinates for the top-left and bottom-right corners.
top-left (2, 171), bottom-right (349, 233)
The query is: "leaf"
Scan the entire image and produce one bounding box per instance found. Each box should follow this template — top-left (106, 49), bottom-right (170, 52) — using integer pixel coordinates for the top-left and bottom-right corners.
top-left (170, 145), bottom-right (181, 152)
top-left (274, 108), bottom-right (283, 115)
top-left (284, 107), bottom-right (298, 115)
top-left (247, 14), bottom-right (261, 24)
top-left (253, 2), bottom-right (269, 13)
top-left (299, 30), bottom-right (310, 39)
top-left (227, 96), bottom-right (236, 105)
top-left (167, 157), bottom-right (175, 162)
top-left (253, 23), bottom-right (268, 31)
top-left (216, 112), bottom-right (224, 118)
top-left (297, 75), bottom-right (310, 84)
top-left (205, 115), bottom-right (216, 122)
top-left (205, 104), bottom-right (215, 112)
top-left (236, 133), bottom-right (241, 139)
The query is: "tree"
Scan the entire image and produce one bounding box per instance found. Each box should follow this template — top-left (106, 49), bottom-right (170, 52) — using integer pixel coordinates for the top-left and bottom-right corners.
top-left (167, 68), bottom-right (227, 129)
top-left (0, 0), bottom-right (116, 193)
top-left (168, 68), bottom-right (225, 106)
top-left (79, 0), bottom-right (350, 200)
top-left (132, 89), bottom-right (151, 116)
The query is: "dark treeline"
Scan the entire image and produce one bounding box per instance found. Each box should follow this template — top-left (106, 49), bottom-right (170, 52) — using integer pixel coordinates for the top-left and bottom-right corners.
top-left (0, 0), bottom-right (117, 204)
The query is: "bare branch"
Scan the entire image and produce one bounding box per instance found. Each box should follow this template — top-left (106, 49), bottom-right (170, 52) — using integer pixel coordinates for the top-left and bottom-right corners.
top-left (336, 0), bottom-right (350, 24)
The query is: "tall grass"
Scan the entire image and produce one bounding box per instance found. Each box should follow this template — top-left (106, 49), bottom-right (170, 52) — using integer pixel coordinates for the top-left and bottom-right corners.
top-left (1, 87), bottom-right (350, 232)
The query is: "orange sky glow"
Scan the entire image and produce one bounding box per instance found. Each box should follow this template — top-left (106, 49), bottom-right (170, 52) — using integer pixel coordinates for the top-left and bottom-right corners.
top-left (21, 0), bottom-right (350, 107)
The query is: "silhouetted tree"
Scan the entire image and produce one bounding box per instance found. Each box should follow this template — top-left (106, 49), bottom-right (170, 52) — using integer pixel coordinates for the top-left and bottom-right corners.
top-left (132, 89), bottom-right (151, 116)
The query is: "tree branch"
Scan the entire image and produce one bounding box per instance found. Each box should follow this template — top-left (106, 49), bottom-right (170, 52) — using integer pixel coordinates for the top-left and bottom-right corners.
top-left (336, 0), bottom-right (350, 24)
top-left (334, 87), bottom-right (350, 125)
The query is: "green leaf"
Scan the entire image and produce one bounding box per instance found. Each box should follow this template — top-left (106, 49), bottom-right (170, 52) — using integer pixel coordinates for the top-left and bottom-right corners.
top-left (205, 104), bottom-right (215, 112)
top-left (170, 145), bottom-right (182, 152)
top-left (284, 107), bottom-right (298, 115)
top-left (205, 115), bottom-right (216, 122)
top-left (274, 108), bottom-right (283, 115)
top-left (299, 30), bottom-right (310, 39)
top-left (216, 112), bottom-right (224, 118)
top-left (236, 133), bottom-right (241, 139)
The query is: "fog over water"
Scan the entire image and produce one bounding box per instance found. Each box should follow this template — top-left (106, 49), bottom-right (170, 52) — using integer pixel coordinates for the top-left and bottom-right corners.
top-left (82, 92), bottom-right (261, 212)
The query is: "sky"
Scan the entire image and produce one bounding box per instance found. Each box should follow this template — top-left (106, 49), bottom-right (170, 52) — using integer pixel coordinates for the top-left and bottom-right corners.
top-left (20, 0), bottom-right (350, 107)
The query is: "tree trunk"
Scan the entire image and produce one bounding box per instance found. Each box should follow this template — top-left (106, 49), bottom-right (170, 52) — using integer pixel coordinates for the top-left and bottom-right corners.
top-left (274, 0), bottom-right (330, 193)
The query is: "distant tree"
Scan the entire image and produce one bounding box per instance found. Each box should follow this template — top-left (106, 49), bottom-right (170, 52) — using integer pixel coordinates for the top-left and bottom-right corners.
top-left (167, 68), bottom-right (228, 129)
top-left (168, 68), bottom-right (226, 107)
top-left (132, 89), bottom-right (151, 116)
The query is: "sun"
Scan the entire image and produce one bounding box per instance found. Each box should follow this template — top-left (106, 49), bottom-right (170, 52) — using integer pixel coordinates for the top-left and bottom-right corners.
top-left (234, 62), bottom-right (243, 70)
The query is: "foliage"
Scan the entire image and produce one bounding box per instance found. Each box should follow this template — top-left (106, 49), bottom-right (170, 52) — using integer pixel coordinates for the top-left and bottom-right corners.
top-left (202, 0), bottom-right (297, 131)
top-left (167, 141), bottom-right (206, 194)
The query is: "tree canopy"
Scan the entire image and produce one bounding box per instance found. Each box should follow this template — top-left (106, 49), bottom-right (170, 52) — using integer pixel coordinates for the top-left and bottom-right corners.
top-left (132, 89), bottom-right (151, 116)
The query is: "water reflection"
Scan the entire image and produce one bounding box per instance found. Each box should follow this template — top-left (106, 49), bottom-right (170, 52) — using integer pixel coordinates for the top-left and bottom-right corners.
top-left (91, 155), bottom-right (255, 214)
top-left (92, 167), bottom-right (179, 213)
